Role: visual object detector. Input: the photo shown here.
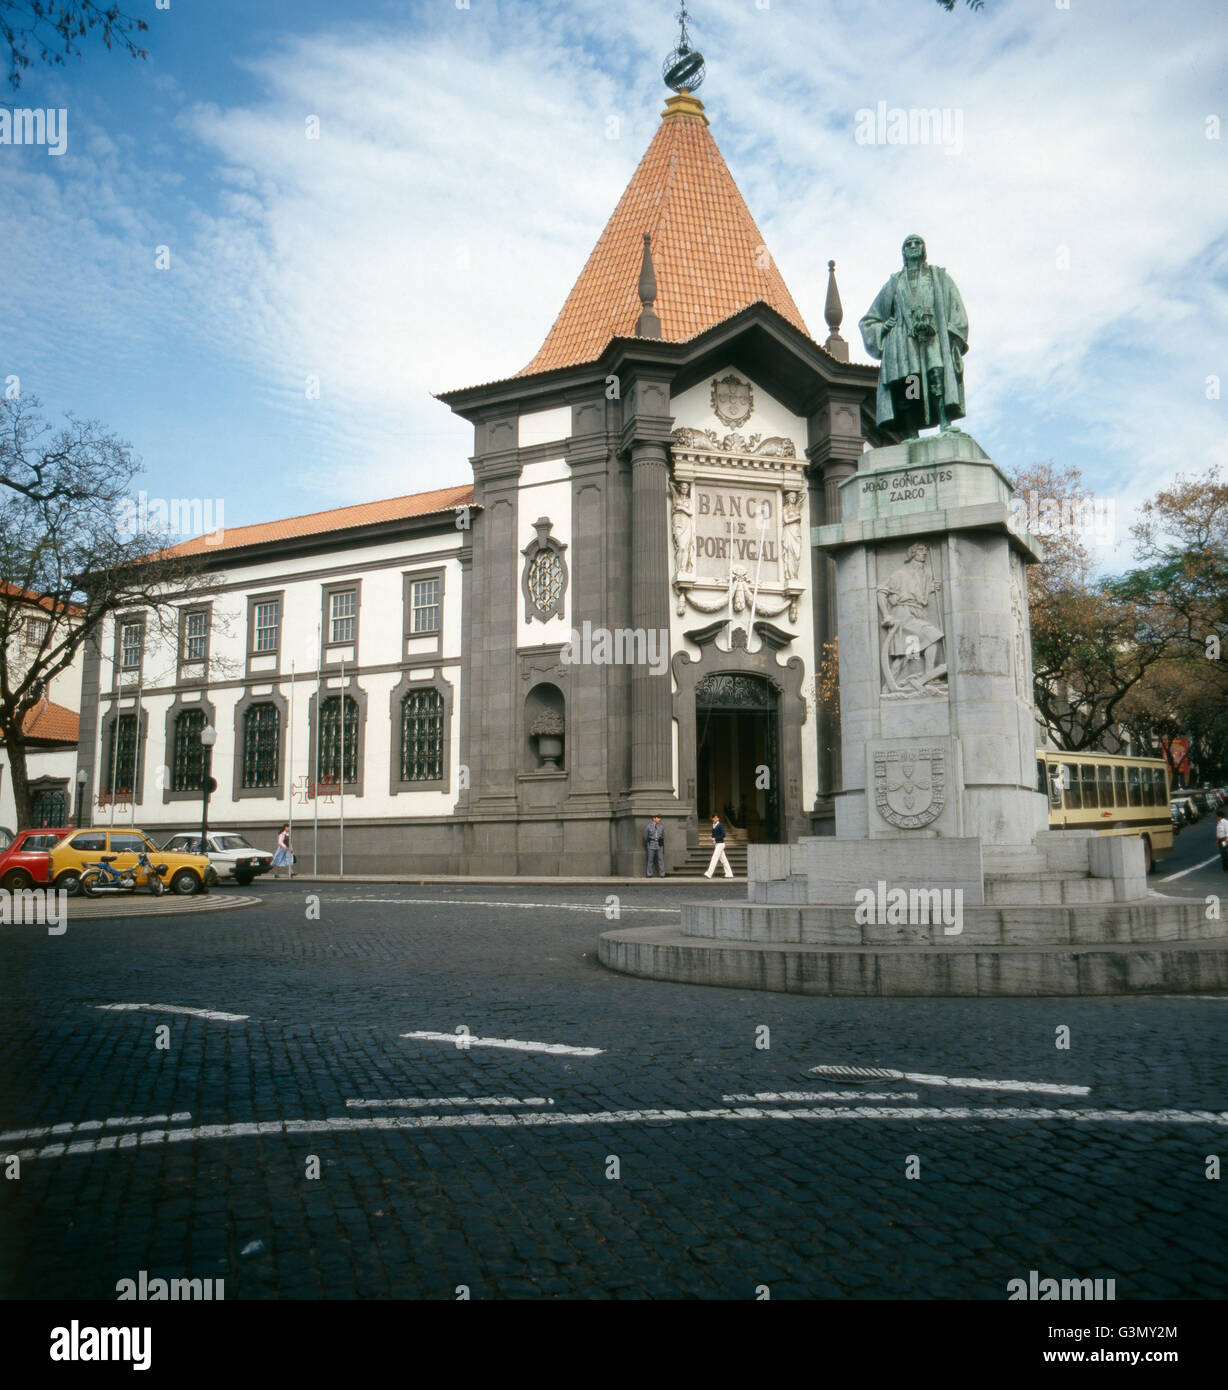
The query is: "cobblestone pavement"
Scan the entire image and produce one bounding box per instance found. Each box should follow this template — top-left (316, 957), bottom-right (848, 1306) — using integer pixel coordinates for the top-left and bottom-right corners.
top-left (2, 877), bottom-right (1226, 1301)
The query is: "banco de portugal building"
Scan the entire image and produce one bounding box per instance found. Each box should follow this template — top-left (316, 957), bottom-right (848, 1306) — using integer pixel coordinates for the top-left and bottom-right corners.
top-left (77, 83), bottom-right (895, 875)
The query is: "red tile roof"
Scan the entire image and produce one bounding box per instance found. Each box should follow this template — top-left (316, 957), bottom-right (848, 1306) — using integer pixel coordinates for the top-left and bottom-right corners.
top-left (520, 91), bottom-right (810, 376)
top-left (0, 583), bottom-right (85, 618)
top-left (161, 484), bottom-right (476, 558)
top-left (14, 700), bottom-right (79, 745)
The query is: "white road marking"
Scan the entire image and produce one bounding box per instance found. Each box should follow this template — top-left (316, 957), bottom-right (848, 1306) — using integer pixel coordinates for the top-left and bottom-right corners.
top-left (401, 1031), bottom-right (603, 1056)
top-left (1156, 855), bottom-right (1218, 882)
top-left (0, 1112), bottom-right (192, 1145)
top-left (322, 896), bottom-right (678, 914)
top-left (723, 1091), bottom-right (920, 1103)
top-left (808, 1065), bottom-right (1089, 1096)
top-left (11, 1104), bottom-right (1228, 1160)
top-left (345, 1096), bottom-right (554, 1109)
top-left (96, 1003), bottom-right (249, 1022)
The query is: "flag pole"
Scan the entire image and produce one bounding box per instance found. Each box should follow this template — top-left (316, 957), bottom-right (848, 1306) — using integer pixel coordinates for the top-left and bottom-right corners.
top-left (313, 622), bottom-right (321, 877)
top-left (287, 660), bottom-right (295, 881)
top-left (339, 659), bottom-right (345, 879)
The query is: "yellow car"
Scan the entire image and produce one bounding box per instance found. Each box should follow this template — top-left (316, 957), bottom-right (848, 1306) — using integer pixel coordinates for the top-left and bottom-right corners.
top-left (49, 828), bottom-right (215, 897)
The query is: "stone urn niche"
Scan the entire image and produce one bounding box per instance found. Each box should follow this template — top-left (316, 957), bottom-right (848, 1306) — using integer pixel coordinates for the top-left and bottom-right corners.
top-left (525, 684), bottom-right (566, 771)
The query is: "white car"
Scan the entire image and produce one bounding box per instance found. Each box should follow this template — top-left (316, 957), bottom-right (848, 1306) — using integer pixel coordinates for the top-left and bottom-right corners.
top-left (161, 832), bottom-right (274, 886)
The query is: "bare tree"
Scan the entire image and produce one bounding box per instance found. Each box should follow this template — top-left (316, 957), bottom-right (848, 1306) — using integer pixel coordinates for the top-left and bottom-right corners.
top-left (0, 394), bottom-right (228, 826)
top-left (1, 1), bottom-right (147, 89)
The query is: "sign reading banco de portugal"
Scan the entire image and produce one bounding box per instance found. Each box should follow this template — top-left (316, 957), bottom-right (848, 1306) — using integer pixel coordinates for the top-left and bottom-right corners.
top-left (693, 484), bottom-right (779, 581)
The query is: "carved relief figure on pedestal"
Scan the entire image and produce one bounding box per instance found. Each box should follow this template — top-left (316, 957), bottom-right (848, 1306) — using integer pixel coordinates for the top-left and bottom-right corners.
top-left (1010, 564), bottom-right (1030, 703)
top-left (877, 542), bottom-right (948, 696)
top-left (781, 490), bottom-right (803, 582)
top-left (670, 479), bottom-right (695, 575)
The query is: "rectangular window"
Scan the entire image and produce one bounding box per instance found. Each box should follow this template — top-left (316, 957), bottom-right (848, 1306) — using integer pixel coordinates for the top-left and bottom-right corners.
top-left (329, 590), bottom-right (356, 644)
top-left (103, 714), bottom-right (138, 795)
top-left (183, 610), bottom-right (208, 663)
top-left (1113, 767), bottom-right (1127, 806)
top-left (1061, 763), bottom-right (1081, 810)
top-left (1097, 765), bottom-right (1114, 809)
top-left (120, 622), bottom-right (143, 670)
top-left (1080, 763), bottom-right (1098, 809)
top-left (25, 616), bottom-right (49, 645)
top-left (411, 578), bottom-right (441, 634)
top-left (1127, 765), bottom-right (1142, 807)
top-left (253, 600), bottom-right (280, 653)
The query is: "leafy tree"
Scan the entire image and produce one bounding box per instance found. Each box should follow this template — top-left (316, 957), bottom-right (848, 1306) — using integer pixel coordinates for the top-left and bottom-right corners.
top-left (0, 393), bottom-right (224, 827)
top-left (1, 1), bottom-right (147, 89)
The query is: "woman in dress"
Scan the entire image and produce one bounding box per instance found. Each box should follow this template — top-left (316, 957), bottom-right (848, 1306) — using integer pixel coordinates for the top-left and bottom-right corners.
top-left (272, 823), bottom-right (292, 878)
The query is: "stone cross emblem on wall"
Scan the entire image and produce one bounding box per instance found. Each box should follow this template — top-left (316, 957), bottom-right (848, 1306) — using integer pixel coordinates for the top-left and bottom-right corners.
top-left (874, 747), bottom-right (946, 829)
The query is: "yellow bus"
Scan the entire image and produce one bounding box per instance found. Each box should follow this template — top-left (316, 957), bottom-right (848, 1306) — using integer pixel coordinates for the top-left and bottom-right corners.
top-left (1036, 749), bottom-right (1174, 874)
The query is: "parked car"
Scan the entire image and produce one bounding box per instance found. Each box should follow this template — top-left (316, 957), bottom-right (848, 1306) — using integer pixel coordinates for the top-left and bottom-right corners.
top-left (1188, 790), bottom-right (1212, 816)
top-left (1170, 803), bottom-right (1184, 834)
top-left (0, 827), bottom-right (72, 891)
top-left (1171, 796), bottom-right (1199, 825)
top-left (160, 832), bottom-right (273, 887)
top-left (0, 826), bottom-right (13, 850)
top-left (48, 828), bottom-right (215, 897)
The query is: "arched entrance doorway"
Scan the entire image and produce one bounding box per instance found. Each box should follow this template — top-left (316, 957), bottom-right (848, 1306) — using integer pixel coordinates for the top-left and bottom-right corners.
top-left (695, 673), bottom-right (781, 842)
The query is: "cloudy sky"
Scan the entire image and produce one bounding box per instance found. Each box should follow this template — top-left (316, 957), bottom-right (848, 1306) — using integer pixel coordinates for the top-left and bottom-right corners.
top-left (1, 0), bottom-right (1225, 569)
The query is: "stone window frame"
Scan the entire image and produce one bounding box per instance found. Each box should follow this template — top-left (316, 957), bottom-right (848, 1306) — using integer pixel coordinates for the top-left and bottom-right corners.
top-left (161, 695), bottom-right (217, 804)
top-left (520, 516), bottom-right (568, 624)
top-left (231, 687), bottom-right (289, 802)
top-left (27, 775), bottom-right (70, 827)
top-left (321, 580), bottom-right (362, 668)
top-left (98, 702), bottom-right (150, 806)
top-left (176, 602), bottom-right (212, 683)
top-left (306, 680), bottom-right (368, 799)
top-left (401, 566), bottom-right (445, 661)
top-left (389, 669), bottom-right (453, 795)
top-left (112, 610), bottom-right (146, 686)
top-left (245, 590), bottom-right (285, 676)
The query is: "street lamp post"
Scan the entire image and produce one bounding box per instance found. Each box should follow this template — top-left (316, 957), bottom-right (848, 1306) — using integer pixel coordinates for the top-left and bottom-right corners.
top-left (75, 768), bottom-right (88, 827)
top-left (199, 724), bottom-right (218, 854)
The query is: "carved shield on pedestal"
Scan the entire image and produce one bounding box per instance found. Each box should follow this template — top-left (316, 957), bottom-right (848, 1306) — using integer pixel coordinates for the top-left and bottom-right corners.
top-left (711, 373), bottom-right (754, 429)
top-left (874, 746), bottom-right (946, 829)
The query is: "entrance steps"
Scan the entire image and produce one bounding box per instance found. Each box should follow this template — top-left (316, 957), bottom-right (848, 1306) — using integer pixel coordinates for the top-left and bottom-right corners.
top-left (673, 843), bottom-right (749, 878)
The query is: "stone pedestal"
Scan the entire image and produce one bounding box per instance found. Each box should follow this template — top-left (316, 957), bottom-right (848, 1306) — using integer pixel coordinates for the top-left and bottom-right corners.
top-left (815, 431), bottom-right (1048, 852)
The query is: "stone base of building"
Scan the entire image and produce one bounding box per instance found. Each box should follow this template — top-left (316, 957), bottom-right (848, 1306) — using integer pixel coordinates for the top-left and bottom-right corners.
top-left (598, 831), bottom-right (1226, 996)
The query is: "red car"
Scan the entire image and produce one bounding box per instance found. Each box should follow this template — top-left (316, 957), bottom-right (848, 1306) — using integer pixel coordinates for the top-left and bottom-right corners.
top-left (0, 828), bottom-right (72, 891)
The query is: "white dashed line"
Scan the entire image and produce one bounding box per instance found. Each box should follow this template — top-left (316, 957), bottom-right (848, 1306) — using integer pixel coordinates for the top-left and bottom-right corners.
top-left (345, 1096), bottom-right (554, 1109)
top-left (10, 1104), bottom-right (1228, 1161)
top-left (0, 1112), bottom-right (192, 1145)
top-left (1156, 856), bottom-right (1218, 882)
top-left (808, 1066), bottom-right (1089, 1096)
top-left (324, 896), bottom-right (678, 915)
top-left (723, 1091), bottom-right (921, 1103)
top-left (401, 1031), bottom-right (604, 1056)
top-left (95, 1004), bottom-right (249, 1022)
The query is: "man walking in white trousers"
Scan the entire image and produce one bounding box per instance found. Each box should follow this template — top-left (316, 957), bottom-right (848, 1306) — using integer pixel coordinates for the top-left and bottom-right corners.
top-left (704, 813), bottom-right (734, 878)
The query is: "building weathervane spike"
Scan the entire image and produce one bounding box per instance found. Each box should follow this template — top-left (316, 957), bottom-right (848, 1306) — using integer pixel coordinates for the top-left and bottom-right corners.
top-left (823, 259), bottom-right (849, 361)
top-left (662, 1), bottom-right (705, 92)
top-left (636, 232), bottom-right (662, 339)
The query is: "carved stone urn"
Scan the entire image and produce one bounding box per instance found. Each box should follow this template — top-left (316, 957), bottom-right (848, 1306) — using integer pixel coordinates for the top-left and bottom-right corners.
top-left (530, 710), bottom-right (565, 769)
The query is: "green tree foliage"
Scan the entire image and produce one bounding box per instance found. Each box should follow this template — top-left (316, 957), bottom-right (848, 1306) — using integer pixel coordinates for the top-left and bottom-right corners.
top-left (1, 1), bottom-right (147, 89)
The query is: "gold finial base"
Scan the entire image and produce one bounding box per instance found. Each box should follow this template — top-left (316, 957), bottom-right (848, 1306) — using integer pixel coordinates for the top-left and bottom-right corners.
top-left (661, 89), bottom-right (709, 125)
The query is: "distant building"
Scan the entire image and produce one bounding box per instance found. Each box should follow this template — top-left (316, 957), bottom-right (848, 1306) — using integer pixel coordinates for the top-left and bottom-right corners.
top-left (74, 84), bottom-right (891, 873)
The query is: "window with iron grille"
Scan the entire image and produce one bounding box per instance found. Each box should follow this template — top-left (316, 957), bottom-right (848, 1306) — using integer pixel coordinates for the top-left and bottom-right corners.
top-left (25, 617), bottom-right (49, 646)
top-left (183, 610), bottom-right (208, 663)
top-left (103, 714), bottom-right (138, 794)
top-left (30, 785), bottom-right (67, 825)
top-left (253, 600), bottom-right (280, 653)
top-left (400, 688), bottom-right (444, 781)
top-left (527, 551), bottom-right (564, 615)
top-left (242, 704), bottom-right (281, 789)
top-left (329, 590), bottom-right (356, 644)
top-left (172, 708), bottom-right (206, 791)
top-left (318, 695), bottom-right (358, 785)
top-left (411, 578), bottom-right (441, 634)
top-left (120, 622), bottom-right (143, 670)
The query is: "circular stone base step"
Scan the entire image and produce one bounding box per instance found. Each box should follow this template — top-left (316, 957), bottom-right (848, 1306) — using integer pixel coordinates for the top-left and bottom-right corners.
top-left (598, 924), bottom-right (1228, 997)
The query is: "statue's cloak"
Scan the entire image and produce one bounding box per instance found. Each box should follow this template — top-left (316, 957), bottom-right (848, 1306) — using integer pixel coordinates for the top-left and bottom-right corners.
top-left (859, 265), bottom-right (968, 429)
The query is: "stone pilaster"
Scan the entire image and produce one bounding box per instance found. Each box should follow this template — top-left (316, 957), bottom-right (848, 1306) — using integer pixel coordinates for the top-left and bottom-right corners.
top-left (628, 438), bottom-right (674, 797)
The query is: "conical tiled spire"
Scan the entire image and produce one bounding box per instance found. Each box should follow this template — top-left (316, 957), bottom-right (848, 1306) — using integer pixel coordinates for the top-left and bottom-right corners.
top-left (518, 92), bottom-right (810, 376)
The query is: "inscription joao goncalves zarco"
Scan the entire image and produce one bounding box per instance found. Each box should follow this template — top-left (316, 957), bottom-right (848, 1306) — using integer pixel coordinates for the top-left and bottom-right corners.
top-left (862, 467), bottom-right (953, 504)
top-left (693, 484), bottom-right (779, 581)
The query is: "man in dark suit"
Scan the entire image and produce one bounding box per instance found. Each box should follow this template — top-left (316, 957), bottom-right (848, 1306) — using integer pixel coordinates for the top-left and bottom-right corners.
top-left (644, 815), bottom-right (666, 878)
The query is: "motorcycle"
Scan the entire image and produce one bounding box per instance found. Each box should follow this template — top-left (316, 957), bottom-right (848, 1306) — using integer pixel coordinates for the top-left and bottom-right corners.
top-left (79, 852), bottom-right (169, 898)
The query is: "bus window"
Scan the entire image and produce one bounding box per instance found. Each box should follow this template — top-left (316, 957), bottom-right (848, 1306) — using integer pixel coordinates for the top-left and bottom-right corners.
top-left (1080, 763), bottom-right (1098, 808)
top-left (1037, 759), bottom-right (1048, 795)
top-left (1097, 765), bottom-right (1114, 808)
top-left (1062, 764), bottom-right (1081, 809)
top-left (1127, 765), bottom-right (1142, 806)
top-left (1149, 767), bottom-right (1166, 805)
top-left (1113, 767), bottom-right (1126, 806)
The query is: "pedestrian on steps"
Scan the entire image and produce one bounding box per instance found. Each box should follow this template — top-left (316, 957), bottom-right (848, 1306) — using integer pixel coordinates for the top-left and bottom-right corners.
top-left (704, 813), bottom-right (734, 879)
